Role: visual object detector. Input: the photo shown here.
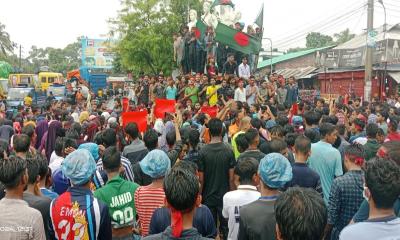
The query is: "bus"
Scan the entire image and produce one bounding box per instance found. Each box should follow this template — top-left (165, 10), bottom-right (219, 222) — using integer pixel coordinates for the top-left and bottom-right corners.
top-left (8, 74), bottom-right (37, 88)
top-left (38, 72), bottom-right (63, 91)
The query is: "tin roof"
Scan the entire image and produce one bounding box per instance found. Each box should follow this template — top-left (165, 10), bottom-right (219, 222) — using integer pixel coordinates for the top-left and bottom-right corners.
top-left (257, 46), bottom-right (334, 69)
top-left (274, 66), bottom-right (318, 79)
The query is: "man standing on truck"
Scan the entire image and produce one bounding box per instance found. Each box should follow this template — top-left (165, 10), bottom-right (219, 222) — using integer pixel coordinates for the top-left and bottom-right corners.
top-left (76, 88), bottom-right (84, 104)
top-left (24, 93), bottom-right (33, 107)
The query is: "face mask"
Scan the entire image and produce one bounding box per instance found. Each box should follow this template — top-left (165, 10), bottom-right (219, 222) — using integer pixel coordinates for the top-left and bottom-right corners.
top-left (362, 184), bottom-right (369, 202)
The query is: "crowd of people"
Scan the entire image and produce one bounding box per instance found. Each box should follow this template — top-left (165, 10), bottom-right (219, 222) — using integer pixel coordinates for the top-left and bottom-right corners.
top-left (173, 21), bottom-right (262, 77)
top-left (0, 66), bottom-right (400, 240)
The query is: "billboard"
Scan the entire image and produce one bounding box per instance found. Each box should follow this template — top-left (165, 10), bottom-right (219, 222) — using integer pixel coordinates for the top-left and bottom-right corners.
top-left (323, 39), bottom-right (400, 68)
top-left (81, 38), bottom-right (116, 69)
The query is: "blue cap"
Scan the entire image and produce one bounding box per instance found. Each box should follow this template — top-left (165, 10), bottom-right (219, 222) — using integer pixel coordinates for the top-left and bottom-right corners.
top-left (258, 153), bottom-right (292, 188)
top-left (292, 116), bottom-right (303, 126)
top-left (140, 149), bottom-right (171, 179)
top-left (265, 119), bottom-right (277, 129)
top-left (78, 143), bottom-right (100, 161)
top-left (61, 149), bottom-right (97, 185)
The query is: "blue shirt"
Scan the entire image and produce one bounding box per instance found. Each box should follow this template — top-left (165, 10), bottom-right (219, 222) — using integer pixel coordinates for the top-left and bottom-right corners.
top-left (284, 162), bottom-right (323, 197)
top-left (40, 188), bottom-right (59, 200)
top-left (165, 86), bottom-right (177, 100)
top-left (149, 206), bottom-right (217, 238)
top-left (308, 141), bottom-right (343, 205)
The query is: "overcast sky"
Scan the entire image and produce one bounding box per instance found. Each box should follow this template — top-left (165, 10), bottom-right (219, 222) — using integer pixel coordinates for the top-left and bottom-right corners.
top-left (1, 0), bottom-right (400, 55)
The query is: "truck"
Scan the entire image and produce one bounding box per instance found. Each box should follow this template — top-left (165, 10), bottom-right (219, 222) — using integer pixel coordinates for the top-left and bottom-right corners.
top-left (67, 67), bottom-right (107, 96)
top-left (6, 86), bottom-right (46, 110)
top-left (47, 84), bottom-right (66, 101)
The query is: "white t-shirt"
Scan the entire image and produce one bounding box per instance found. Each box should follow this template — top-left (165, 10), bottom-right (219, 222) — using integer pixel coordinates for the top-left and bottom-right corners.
top-left (234, 88), bottom-right (246, 103)
top-left (238, 63), bottom-right (251, 80)
top-left (222, 185), bottom-right (261, 240)
top-left (339, 217), bottom-right (400, 240)
top-left (49, 151), bottom-right (64, 173)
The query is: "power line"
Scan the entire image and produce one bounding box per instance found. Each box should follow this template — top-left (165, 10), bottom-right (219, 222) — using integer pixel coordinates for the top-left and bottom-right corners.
top-left (273, 3), bottom-right (366, 47)
top-left (275, 12), bottom-right (362, 49)
top-left (274, 6), bottom-right (365, 49)
top-left (376, 7), bottom-right (400, 19)
top-left (272, 1), bottom-right (366, 42)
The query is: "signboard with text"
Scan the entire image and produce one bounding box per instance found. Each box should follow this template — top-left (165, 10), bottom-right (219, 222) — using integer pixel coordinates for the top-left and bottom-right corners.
top-left (323, 39), bottom-right (400, 68)
top-left (81, 38), bottom-right (116, 69)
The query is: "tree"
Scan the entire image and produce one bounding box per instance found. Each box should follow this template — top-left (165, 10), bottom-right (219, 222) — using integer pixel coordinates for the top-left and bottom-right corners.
top-left (334, 28), bottom-right (355, 45)
top-left (306, 32), bottom-right (334, 49)
top-left (287, 47), bottom-right (308, 53)
top-left (27, 39), bottom-right (81, 73)
top-left (0, 22), bottom-right (14, 59)
top-left (112, 0), bottom-right (201, 75)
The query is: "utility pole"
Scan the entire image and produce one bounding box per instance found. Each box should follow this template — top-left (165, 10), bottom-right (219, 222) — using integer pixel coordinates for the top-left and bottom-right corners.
top-left (19, 44), bottom-right (22, 71)
top-left (364, 0), bottom-right (374, 101)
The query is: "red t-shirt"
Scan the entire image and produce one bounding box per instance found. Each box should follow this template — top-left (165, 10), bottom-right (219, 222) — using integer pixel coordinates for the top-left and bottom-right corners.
top-left (385, 132), bottom-right (400, 142)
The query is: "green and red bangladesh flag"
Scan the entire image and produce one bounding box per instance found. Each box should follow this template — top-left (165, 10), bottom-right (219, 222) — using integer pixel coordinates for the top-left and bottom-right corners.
top-left (211, 0), bottom-right (235, 9)
top-left (194, 20), bottom-right (207, 40)
top-left (215, 23), bottom-right (262, 55)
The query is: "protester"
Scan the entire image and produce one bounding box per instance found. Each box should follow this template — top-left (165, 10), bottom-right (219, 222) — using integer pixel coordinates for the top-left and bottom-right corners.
top-left (198, 118), bottom-right (236, 239)
top-left (135, 149), bottom-right (171, 236)
top-left (238, 153), bottom-right (292, 240)
top-left (96, 128), bottom-right (135, 182)
top-left (308, 123), bottom-right (343, 204)
top-left (236, 128), bottom-right (265, 163)
top-left (94, 146), bottom-right (140, 239)
top-left (143, 165), bottom-right (212, 239)
top-left (284, 135), bottom-right (322, 196)
top-left (363, 123), bottom-right (381, 161)
top-left (339, 158), bottom-right (400, 239)
top-left (275, 187), bottom-right (327, 240)
top-left (23, 154), bottom-right (53, 239)
top-left (149, 160), bottom-right (217, 238)
top-left (222, 158), bottom-right (261, 240)
top-left (50, 149), bottom-right (112, 240)
top-left (123, 122), bottom-right (149, 165)
top-left (13, 133), bottom-right (31, 160)
top-left (0, 155), bottom-right (46, 240)
top-left (326, 143), bottom-right (365, 240)
top-left (385, 118), bottom-right (400, 142)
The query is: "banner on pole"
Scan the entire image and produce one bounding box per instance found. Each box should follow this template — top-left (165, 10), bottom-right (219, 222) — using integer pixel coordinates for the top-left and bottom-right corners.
top-left (200, 106), bottom-right (218, 118)
top-left (122, 111), bottom-right (148, 132)
top-left (154, 99), bottom-right (176, 119)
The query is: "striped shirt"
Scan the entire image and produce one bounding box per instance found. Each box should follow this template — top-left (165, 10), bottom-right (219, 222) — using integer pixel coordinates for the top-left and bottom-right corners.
top-left (96, 156), bottom-right (134, 183)
top-left (134, 186), bottom-right (165, 236)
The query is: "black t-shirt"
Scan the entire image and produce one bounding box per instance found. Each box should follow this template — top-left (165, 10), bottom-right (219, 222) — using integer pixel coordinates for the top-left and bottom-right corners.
top-left (237, 150), bottom-right (265, 163)
top-left (198, 142), bottom-right (236, 208)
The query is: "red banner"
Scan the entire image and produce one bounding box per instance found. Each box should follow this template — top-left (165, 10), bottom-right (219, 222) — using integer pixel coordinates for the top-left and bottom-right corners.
top-left (200, 106), bottom-right (218, 118)
top-left (154, 99), bottom-right (176, 119)
top-left (122, 111), bottom-right (148, 132)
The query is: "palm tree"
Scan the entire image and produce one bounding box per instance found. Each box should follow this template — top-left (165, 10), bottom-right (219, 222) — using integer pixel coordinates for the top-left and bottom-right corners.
top-left (0, 22), bottom-right (14, 56)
